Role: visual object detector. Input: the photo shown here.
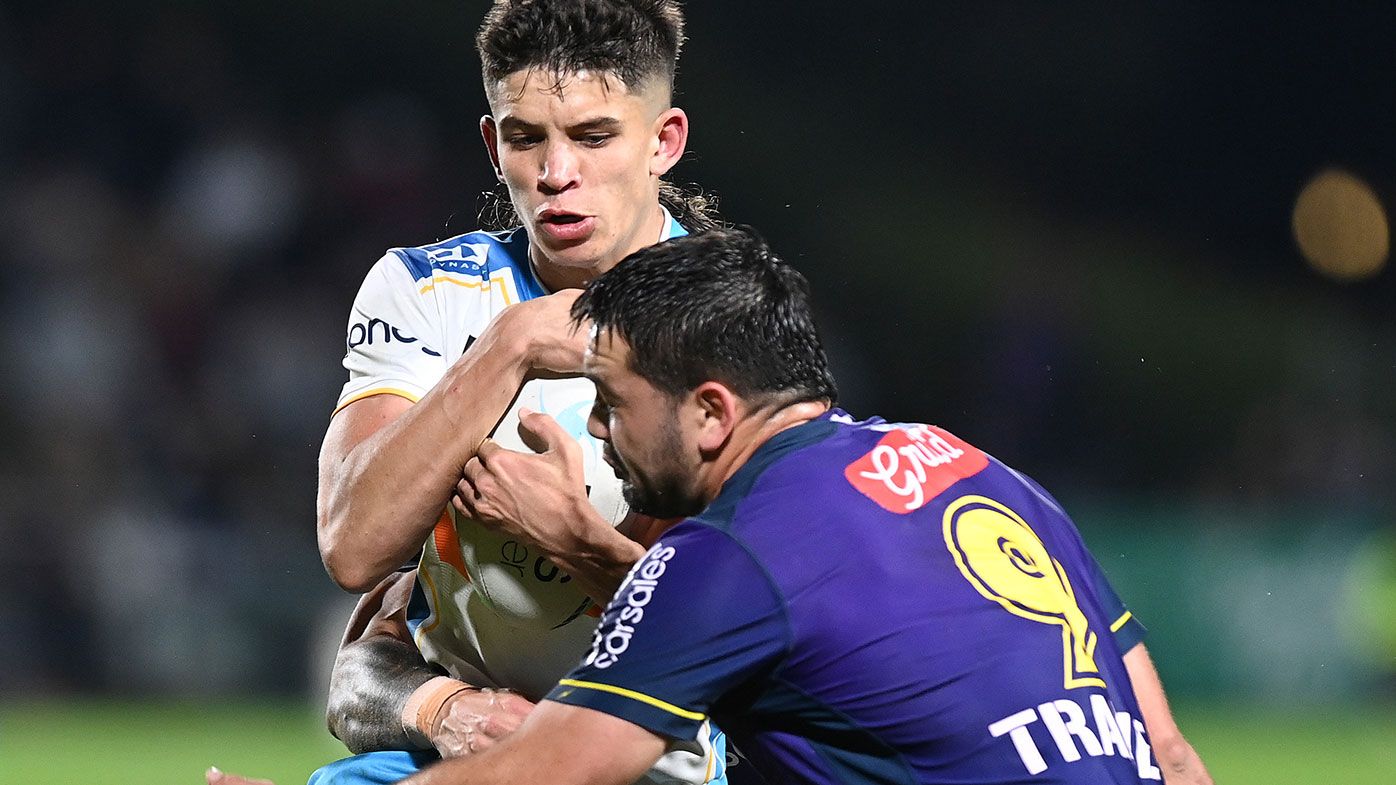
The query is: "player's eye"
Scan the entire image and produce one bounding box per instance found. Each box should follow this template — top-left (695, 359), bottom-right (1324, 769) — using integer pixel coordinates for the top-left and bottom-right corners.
top-left (506, 134), bottom-right (542, 149)
top-left (591, 396), bottom-right (613, 421)
top-left (577, 133), bottom-right (613, 148)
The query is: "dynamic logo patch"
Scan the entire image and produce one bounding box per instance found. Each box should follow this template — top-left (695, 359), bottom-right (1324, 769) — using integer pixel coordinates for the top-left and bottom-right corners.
top-left (844, 424), bottom-right (988, 513)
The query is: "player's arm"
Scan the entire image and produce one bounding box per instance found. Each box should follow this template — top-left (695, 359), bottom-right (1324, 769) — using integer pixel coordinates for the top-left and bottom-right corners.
top-left (318, 289), bottom-right (586, 592)
top-left (1124, 644), bottom-right (1213, 785)
top-left (326, 568), bottom-right (436, 752)
top-left (400, 701), bottom-right (667, 785)
top-left (327, 569), bottom-right (534, 757)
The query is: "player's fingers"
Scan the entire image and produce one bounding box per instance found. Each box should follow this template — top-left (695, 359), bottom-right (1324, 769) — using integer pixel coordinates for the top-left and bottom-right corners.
top-left (517, 408), bottom-right (579, 461)
top-left (462, 456), bottom-right (487, 489)
top-left (206, 769), bottom-right (276, 785)
top-left (475, 435), bottom-right (503, 464)
top-left (452, 490), bottom-right (476, 519)
top-left (496, 690), bottom-right (536, 717)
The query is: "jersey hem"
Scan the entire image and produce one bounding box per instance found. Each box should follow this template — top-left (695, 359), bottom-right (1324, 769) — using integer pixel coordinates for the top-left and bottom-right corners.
top-left (546, 679), bottom-right (706, 741)
top-left (556, 678), bottom-right (706, 720)
top-left (333, 386), bottom-right (423, 416)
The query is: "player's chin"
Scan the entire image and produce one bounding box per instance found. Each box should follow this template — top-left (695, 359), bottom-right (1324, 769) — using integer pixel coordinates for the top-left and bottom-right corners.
top-left (623, 482), bottom-right (698, 521)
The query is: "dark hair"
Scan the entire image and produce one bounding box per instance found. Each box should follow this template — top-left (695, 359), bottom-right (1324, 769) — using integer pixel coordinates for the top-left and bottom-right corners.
top-left (472, 1), bottom-right (715, 233)
top-left (477, 0), bottom-right (684, 93)
top-left (572, 227), bottom-right (839, 406)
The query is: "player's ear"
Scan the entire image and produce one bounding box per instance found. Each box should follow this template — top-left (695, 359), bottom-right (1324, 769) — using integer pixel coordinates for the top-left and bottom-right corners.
top-left (692, 381), bottom-right (737, 454)
top-left (649, 107), bottom-right (688, 178)
top-left (480, 115), bottom-right (505, 182)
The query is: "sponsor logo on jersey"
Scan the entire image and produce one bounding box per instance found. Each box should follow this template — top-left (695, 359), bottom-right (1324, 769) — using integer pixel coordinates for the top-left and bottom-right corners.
top-left (844, 424), bottom-right (988, 513)
top-left (496, 539), bottom-right (574, 584)
top-left (584, 542), bottom-right (677, 670)
top-left (427, 241), bottom-right (490, 271)
top-left (989, 694), bottom-right (1161, 779)
top-left (347, 315), bottom-right (441, 357)
top-left (944, 495), bottom-right (1104, 690)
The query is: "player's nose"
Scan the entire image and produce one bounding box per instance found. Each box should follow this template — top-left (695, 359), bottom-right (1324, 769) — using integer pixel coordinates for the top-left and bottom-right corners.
top-left (587, 405), bottom-right (609, 441)
top-left (538, 141), bottom-right (580, 193)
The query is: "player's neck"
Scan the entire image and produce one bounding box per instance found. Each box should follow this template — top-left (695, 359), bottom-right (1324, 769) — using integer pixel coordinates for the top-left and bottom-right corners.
top-left (530, 204), bottom-right (667, 292)
top-left (702, 400), bottom-right (831, 504)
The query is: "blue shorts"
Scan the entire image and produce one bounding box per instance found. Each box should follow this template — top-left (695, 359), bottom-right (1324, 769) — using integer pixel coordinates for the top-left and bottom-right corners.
top-left (307, 750), bottom-right (437, 785)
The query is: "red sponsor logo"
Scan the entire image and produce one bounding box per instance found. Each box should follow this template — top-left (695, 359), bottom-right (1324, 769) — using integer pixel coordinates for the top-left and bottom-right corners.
top-left (844, 425), bottom-right (988, 513)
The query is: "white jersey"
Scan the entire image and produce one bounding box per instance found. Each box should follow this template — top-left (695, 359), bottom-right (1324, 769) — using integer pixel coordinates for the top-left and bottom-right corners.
top-left (335, 211), bottom-right (724, 784)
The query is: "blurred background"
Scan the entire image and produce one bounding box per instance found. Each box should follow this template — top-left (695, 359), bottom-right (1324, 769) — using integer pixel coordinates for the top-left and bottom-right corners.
top-left (0, 1), bottom-right (1392, 783)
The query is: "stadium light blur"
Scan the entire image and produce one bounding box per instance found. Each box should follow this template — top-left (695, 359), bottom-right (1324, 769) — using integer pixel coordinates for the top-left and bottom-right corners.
top-left (1291, 169), bottom-right (1389, 282)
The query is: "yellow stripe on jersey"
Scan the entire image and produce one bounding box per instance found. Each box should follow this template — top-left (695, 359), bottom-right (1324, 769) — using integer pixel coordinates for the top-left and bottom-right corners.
top-left (556, 679), bottom-right (706, 721)
top-left (417, 269), bottom-right (516, 305)
top-left (1110, 611), bottom-right (1134, 633)
top-left (418, 275), bottom-right (487, 295)
top-left (332, 387), bottom-right (422, 417)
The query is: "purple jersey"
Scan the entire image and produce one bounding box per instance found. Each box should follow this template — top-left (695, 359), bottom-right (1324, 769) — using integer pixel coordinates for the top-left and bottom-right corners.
top-left (548, 411), bottom-right (1158, 784)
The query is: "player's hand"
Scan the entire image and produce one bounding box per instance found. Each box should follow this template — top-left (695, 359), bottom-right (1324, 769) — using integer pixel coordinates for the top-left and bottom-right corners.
top-left (455, 408), bottom-right (600, 556)
top-left (498, 289), bottom-right (588, 376)
top-left (429, 688), bottom-right (536, 759)
top-left (205, 767), bottom-right (276, 785)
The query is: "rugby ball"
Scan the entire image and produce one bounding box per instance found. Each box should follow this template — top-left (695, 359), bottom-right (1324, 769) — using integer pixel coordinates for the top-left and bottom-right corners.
top-left (452, 375), bottom-right (628, 630)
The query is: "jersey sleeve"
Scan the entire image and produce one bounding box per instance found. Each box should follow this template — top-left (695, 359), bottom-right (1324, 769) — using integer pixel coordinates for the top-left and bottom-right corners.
top-left (1010, 464), bottom-right (1148, 653)
top-left (1081, 547), bottom-right (1147, 652)
top-left (335, 253), bottom-right (448, 413)
top-left (546, 523), bottom-right (787, 743)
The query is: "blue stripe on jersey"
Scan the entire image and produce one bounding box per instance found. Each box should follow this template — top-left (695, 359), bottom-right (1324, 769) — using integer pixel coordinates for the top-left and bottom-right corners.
top-left (405, 574), bottom-right (432, 639)
top-left (664, 208), bottom-right (689, 240)
top-left (392, 247), bottom-right (436, 282)
top-left (389, 229), bottom-right (523, 284)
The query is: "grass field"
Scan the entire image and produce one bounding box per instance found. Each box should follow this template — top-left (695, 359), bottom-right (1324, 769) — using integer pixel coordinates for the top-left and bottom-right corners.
top-left (1, 700), bottom-right (1393, 784)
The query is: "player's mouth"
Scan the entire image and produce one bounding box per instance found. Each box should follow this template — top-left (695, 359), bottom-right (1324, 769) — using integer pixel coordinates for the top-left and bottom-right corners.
top-left (603, 447), bottom-right (629, 480)
top-left (536, 209), bottom-right (596, 243)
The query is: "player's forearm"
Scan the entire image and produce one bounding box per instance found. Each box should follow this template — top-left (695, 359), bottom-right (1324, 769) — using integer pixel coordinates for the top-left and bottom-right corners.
top-left (319, 326), bottom-right (533, 591)
top-left (1154, 734), bottom-right (1213, 785)
top-left (327, 635), bottom-right (440, 754)
top-left (541, 520), bottom-right (648, 606)
top-left (1124, 645), bottom-right (1214, 785)
top-left (399, 700), bottom-right (663, 785)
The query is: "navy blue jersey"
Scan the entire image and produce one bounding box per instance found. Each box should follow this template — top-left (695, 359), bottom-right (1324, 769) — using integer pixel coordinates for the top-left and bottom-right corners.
top-left (548, 411), bottom-right (1158, 784)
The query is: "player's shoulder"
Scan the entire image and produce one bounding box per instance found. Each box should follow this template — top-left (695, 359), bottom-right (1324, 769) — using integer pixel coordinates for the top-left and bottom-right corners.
top-left (383, 226), bottom-right (529, 283)
top-left (723, 411), bottom-right (1010, 528)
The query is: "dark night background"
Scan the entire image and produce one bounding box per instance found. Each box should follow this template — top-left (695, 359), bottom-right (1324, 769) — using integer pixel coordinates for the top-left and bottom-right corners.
top-left (0, 0), bottom-right (1392, 746)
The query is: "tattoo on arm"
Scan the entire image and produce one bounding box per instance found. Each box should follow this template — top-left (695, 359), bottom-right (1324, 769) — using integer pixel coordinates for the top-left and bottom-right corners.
top-left (326, 634), bottom-right (441, 754)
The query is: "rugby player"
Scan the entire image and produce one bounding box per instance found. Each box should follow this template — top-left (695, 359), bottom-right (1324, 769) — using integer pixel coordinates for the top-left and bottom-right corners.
top-left (395, 227), bottom-right (1213, 785)
top-left (306, 2), bottom-right (729, 784)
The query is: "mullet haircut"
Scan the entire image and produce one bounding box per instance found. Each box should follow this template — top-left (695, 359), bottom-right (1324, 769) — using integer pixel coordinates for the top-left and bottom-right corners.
top-left (573, 227), bottom-right (839, 407)
top-left (477, 0), bottom-right (685, 93)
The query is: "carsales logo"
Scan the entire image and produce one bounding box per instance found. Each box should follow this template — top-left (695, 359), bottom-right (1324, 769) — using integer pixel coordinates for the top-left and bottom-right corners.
top-left (844, 425), bottom-right (988, 513)
top-left (585, 543), bottom-right (677, 670)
